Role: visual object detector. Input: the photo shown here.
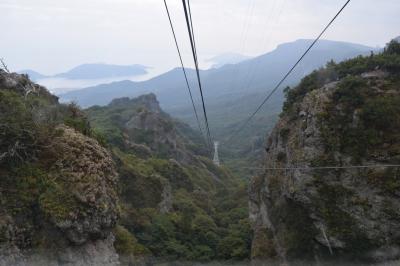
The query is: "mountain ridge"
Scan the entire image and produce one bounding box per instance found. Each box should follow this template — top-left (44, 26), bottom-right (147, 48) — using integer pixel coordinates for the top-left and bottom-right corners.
top-left (59, 39), bottom-right (376, 109)
top-left (207, 52), bottom-right (252, 68)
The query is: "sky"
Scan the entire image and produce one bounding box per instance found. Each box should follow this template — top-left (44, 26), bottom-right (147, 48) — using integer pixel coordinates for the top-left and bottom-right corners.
top-left (1, 0), bottom-right (399, 75)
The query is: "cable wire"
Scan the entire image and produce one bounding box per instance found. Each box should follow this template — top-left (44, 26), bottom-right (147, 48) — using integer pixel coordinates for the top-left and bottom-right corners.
top-left (228, 0), bottom-right (351, 141)
top-left (163, 0), bottom-right (206, 143)
top-left (238, 0), bottom-right (285, 97)
top-left (223, 0), bottom-right (256, 96)
top-left (240, 164), bottom-right (400, 170)
top-left (182, 0), bottom-right (213, 151)
top-left (187, 0), bottom-right (197, 61)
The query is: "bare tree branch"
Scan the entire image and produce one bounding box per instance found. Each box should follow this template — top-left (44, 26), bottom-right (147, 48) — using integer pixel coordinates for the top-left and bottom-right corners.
top-left (0, 58), bottom-right (38, 98)
top-left (23, 81), bottom-right (38, 99)
top-left (0, 58), bottom-right (10, 73)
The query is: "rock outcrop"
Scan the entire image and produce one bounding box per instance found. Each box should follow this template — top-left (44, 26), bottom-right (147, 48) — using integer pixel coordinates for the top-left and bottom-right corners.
top-left (0, 70), bottom-right (120, 265)
top-left (88, 93), bottom-right (206, 164)
top-left (249, 46), bottom-right (400, 264)
top-left (40, 125), bottom-right (119, 245)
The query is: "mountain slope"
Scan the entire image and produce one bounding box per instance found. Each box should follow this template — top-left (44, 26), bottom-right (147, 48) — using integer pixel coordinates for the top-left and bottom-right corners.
top-left (207, 53), bottom-right (252, 68)
top-left (249, 39), bottom-right (400, 263)
top-left (86, 94), bottom-right (252, 263)
top-left (60, 67), bottom-right (198, 106)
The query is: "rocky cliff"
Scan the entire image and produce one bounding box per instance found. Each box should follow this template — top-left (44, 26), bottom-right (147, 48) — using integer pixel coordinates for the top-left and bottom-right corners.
top-left (249, 40), bottom-right (400, 264)
top-left (87, 93), bottom-right (208, 163)
top-left (0, 70), bottom-right (119, 265)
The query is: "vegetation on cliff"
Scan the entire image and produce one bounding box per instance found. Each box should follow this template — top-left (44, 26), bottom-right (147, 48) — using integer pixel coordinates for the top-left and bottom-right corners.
top-left (249, 39), bottom-right (400, 264)
top-left (283, 40), bottom-right (400, 115)
top-left (0, 70), bottom-right (119, 265)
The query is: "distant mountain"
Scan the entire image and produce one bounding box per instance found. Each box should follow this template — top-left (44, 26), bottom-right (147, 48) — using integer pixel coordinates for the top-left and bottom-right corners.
top-left (18, 69), bottom-right (47, 81)
top-left (19, 63), bottom-right (149, 81)
top-left (61, 80), bottom-right (140, 105)
top-left (207, 53), bottom-right (252, 68)
top-left (395, 36), bottom-right (400, 42)
top-left (61, 39), bottom-right (375, 109)
top-left (54, 63), bottom-right (148, 79)
top-left (59, 67), bottom-right (198, 106)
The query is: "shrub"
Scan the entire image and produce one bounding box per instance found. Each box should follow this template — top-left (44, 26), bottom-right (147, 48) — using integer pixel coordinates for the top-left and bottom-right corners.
top-left (114, 225), bottom-right (148, 256)
top-left (361, 96), bottom-right (400, 132)
top-left (0, 90), bottom-right (44, 166)
top-left (384, 40), bottom-right (400, 55)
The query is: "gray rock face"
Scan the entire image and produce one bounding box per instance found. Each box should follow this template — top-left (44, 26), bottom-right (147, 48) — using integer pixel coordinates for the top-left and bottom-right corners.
top-left (158, 179), bottom-right (173, 214)
top-left (93, 93), bottom-right (201, 164)
top-left (0, 69), bottom-right (57, 102)
top-left (0, 234), bottom-right (119, 266)
top-left (45, 126), bottom-right (119, 245)
top-left (249, 76), bottom-right (400, 263)
top-left (109, 93), bottom-right (161, 113)
top-left (117, 97), bottom-right (201, 165)
top-left (55, 234), bottom-right (120, 266)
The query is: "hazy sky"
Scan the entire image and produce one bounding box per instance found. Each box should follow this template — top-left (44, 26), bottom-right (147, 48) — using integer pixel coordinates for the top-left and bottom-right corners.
top-left (1, 0), bottom-right (399, 75)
